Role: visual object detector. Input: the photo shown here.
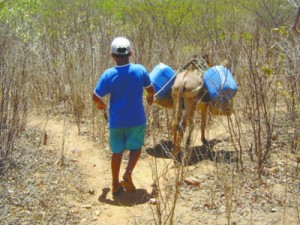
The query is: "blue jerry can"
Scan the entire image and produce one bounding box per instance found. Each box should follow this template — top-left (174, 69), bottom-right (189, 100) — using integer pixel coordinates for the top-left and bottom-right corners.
top-left (203, 65), bottom-right (238, 102)
top-left (149, 63), bottom-right (175, 98)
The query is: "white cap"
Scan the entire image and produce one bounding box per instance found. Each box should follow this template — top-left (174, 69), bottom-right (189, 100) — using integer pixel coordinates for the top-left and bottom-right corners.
top-left (111, 37), bottom-right (131, 55)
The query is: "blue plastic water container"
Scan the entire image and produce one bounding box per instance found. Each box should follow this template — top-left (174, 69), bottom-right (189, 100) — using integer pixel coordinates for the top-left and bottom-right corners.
top-left (203, 65), bottom-right (238, 102)
top-left (149, 63), bottom-right (175, 98)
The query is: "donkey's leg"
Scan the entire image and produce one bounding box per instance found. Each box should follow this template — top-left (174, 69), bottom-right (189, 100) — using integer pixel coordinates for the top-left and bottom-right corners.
top-left (199, 102), bottom-right (208, 144)
top-left (172, 94), bottom-right (183, 157)
top-left (185, 97), bottom-right (197, 147)
top-left (181, 98), bottom-right (197, 165)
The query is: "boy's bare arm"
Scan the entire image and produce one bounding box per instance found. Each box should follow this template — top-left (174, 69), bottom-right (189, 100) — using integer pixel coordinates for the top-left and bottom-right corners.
top-left (92, 93), bottom-right (107, 110)
top-left (145, 85), bottom-right (155, 105)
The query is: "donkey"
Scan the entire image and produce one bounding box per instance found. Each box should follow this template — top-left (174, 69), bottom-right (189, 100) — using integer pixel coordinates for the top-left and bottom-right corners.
top-left (154, 58), bottom-right (235, 158)
top-left (171, 60), bottom-right (208, 157)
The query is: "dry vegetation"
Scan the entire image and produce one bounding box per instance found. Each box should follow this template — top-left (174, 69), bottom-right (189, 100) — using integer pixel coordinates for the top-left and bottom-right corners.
top-left (0, 0), bottom-right (299, 224)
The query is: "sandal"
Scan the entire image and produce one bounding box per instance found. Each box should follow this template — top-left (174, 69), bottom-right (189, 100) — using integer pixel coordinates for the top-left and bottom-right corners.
top-left (121, 178), bottom-right (136, 192)
top-left (112, 185), bottom-right (124, 197)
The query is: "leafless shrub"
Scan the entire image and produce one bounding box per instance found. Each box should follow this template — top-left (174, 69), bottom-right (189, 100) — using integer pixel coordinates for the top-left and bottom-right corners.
top-left (0, 36), bottom-right (29, 173)
top-left (271, 27), bottom-right (300, 153)
top-left (0, 0), bottom-right (299, 223)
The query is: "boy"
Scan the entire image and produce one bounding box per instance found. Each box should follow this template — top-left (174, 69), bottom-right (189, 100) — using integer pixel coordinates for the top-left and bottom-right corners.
top-left (93, 37), bottom-right (154, 196)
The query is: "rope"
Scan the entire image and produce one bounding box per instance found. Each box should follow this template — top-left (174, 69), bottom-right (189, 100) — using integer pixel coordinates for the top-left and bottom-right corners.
top-left (153, 57), bottom-right (209, 98)
top-left (153, 72), bottom-right (177, 98)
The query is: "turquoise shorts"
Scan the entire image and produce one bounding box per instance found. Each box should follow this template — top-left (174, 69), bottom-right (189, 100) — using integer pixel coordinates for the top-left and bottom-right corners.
top-left (109, 124), bottom-right (146, 154)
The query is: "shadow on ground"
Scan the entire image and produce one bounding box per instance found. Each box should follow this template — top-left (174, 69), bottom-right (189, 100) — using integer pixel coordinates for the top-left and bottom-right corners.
top-left (146, 139), bottom-right (236, 165)
top-left (98, 187), bottom-right (153, 207)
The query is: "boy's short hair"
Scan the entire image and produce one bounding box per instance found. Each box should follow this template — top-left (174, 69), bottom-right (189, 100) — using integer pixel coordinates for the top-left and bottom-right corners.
top-left (112, 53), bottom-right (130, 59)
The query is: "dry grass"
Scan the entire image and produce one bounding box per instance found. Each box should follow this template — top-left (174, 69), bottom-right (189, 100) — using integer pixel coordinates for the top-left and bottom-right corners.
top-left (0, 1), bottom-right (299, 224)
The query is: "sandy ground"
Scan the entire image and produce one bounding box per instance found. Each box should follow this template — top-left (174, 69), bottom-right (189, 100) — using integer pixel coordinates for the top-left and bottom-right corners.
top-left (28, 114), bottom-right (173, 225)
top-left (25, 113), bottom-right (300, 225)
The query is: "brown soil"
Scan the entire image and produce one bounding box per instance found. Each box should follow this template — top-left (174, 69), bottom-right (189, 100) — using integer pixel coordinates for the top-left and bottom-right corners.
top-left (1, 112), bottom-right (299, 225)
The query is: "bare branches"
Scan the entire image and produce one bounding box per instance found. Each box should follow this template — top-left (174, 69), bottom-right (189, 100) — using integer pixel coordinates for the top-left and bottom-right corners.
top-left (292, 7), bottom-right (300, 35)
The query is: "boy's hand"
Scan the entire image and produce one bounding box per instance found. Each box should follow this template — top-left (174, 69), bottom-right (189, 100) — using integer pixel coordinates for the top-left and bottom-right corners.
top-left (146, 95), bottom-right (154, 105)
top-left (97, 103), bottom-right (107, 110)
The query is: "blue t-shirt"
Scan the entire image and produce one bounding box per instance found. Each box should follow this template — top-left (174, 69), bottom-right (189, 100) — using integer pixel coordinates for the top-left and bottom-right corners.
top-left (94, 63), bottom-right (152, 128)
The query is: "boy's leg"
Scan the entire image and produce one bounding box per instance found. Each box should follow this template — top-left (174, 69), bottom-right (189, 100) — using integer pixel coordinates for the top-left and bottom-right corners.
top-left (123, 149), bottom-right (141, 182)
top-left (111, 152), bottom-right (123, 192)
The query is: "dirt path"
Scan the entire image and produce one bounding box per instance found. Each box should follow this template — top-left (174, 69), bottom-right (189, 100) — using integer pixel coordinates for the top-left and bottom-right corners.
top-left (28, 114), bottom-right (176, 225)
top-left (26, 113), bottom-right (300, 225)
